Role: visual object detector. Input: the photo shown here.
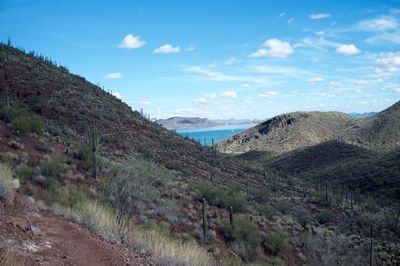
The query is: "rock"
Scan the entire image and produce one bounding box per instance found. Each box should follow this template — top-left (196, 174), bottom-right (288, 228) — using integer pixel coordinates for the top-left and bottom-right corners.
top-left (12, 179), bottom-right (20, 190)
top-left (75, 174), bottom-right (85, 181)
top-left (8, 140), bottom-right (24, 150)
top-left (31, 226), bottom-right (42, 236)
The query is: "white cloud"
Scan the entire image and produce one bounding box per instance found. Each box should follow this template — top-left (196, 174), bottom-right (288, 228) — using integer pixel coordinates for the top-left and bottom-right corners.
top-left (306, 77), bottom-right (324, 83)
top-left (336, 44), bottom-right (361, 55)
top-left (153, 44), bottom-right (180, 54)
top-left (365, 32), bottom-right (400, 45)
top-left (309, 13), bottom-right (331, 20)
top-left (184, 66), bottom-right (267, 83)
top-left (220, 91), bottom-right (237, 99)
top-left (295, 36), bottom-right (339, 50)
top-left (118, 34), bottom-right (146, 49)
top-left (249, 38), bottom-right (294, 58)
top-left (186, 46), bottom-right (195, 52)
top-left (358, 16), bottom-right (399, 31)
top-left (258, 91), bottom-right (279, 99)
top-left (248, 65), bottom-right (313, 77)
top-left (194, 91), bottom-right (238, 104)
top-left (139, 100), bottom-right (150, 105)
top-left (112, 92), bottom-right (122, 99)
top-left (288, 18), bottom-right (295, 24)
top-left (249, 49), bottom-right (268, 58)
top-left (223, 57), bottom-right (236, 65)
top-left (279, 12), bottom-right (286, 17)
top-left (104, 72), bottom-right (123, 80)
top-left (375, 52), bottom-right (400, 74)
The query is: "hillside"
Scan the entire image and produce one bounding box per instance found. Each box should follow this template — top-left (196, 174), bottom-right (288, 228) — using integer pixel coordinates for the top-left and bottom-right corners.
top-left (217, 102), bottom-right (400, 155)
top-left (261, 140), bottom-right (400, 200)
top-left (1, 43), bottom-right (400, 265)
top-left (339, 101), bottom-right (400, 149)
top-left (217, 111), bottom-right (353, 154)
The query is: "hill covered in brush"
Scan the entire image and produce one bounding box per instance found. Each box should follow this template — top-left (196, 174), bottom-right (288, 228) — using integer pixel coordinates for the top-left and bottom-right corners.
top-left (1, 43), bottom-right (399, 265)
top-left (217, 102), bottom-right (400, 155)
top-left (216, 111), bottom-right (353, 154)
top-left (264, 140), bottom-right (400, 200)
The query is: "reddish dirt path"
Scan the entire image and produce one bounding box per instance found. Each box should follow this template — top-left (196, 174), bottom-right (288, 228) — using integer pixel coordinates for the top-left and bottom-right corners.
top-left (0, 195), bottom-right (154, 266)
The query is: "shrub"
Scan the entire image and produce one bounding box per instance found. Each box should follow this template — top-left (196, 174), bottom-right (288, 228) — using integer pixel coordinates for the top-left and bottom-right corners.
top-left (223, 217), bottom-right (260, 261)
top-left (252, 187), bottom-right (271, 204)
top-left (275, 200), bottom-right (291, 215)
top-left (11, 113), bottom-right (44, 134)
top-left (74, 144), bottom-right (93, 170)
top-left (259, 204), bottom-right (274, 219)
top-left (102, 159), bottom-right (173, 215)
top-left (16, 165), bottom-right (37, 181)
top-left (196, 182), bottom-right (248, 212)
top-left (294, 207), bottom-right (312, 228)
top-left (263, 230), bottom-right (289, 256)
top-left (0, 106), bottom-right (22, 123)
top-left (317, 210), bottom-right (334, 224)
top-left (41, 157), bottom-right (68, 188)
top-left (0, 164), bottom-right (14, 204)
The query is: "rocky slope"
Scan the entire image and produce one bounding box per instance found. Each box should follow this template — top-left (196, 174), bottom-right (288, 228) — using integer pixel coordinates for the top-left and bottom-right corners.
top-left (218, 102), bottom-right (400, 155)
top-left (216, 111), bottom-right (353, 154)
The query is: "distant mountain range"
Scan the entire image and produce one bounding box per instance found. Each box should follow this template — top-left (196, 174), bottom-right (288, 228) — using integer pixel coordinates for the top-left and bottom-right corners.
top-left (348, 112), bottom-right (377, 118)
top-left (156, 117), bottom-right (260, 130)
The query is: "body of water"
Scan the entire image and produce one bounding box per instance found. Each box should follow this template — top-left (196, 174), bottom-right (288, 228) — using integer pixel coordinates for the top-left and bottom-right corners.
top-left (177, 124), bottom-right (255, 146)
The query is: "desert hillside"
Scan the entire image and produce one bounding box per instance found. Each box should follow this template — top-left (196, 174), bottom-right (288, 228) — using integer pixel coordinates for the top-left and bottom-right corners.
top-left (217, 111), bottom-right (353, 154)
top-left (217, 103), bottom-right (400, 155)
top-left (1, 43), bottom-right (399, 266)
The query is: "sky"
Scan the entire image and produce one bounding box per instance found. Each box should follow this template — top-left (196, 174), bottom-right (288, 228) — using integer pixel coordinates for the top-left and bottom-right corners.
top-left (1, 0), bottom-right (400, 119)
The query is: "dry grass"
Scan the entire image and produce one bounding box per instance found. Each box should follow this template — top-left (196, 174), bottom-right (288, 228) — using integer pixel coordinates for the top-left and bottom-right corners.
top-left (134, 229), bottom-right (215, 266)
top-left (0, 164), bottom-right (14, 204)
top-left (0, 242), bottom-right (21, 266)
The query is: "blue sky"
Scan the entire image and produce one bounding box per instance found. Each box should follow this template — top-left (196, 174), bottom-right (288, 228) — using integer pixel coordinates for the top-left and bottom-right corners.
top-left (1, 0), bottom-right (400, 119)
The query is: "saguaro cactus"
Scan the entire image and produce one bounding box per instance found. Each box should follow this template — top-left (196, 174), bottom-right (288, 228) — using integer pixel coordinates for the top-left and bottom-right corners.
top-left (91, 121), bottom-right (98, 179)
top-left (202, 198), bottom-right (208, 243)
top-left (84, 119), bottom-right (99, 180)
top-left (370, 225), bottom-right (373, 266)
top-left (229, 206), bottom-right (233, 226)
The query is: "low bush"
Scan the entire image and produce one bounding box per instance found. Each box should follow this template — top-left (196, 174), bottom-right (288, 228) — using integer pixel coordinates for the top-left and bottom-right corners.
top-left (0, 164), bottom-right (14, 204)
top-left (41, 157), bottom-right (68, 188)
top-left (223, 217), bottom-right (260, 261)
top-left (11, 113), bottom-right (44, 134)
top-left (196, 181), bottom-right (248, 212)
top-left (275, 200), bottom-right (291, 215)
top-left (252, 187), bottom-right (271, 204)
top-left (294, 207), bottom-right (312, 228)
top-left (317, 210), bottom-right (334, 224)
top-left (263, 230), bottom-right (289, 256)
top-left (16, 165), bottom-right (37, 181)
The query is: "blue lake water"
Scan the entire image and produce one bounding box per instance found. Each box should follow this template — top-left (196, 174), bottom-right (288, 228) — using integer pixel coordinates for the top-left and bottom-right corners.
top-left (177, 124), bottom-right (255, 146)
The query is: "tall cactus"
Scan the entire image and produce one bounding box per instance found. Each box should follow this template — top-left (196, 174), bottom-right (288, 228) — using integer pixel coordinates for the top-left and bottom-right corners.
top-left (369, 225), bottom-right (373, 266)
top-left (202, 198), bottom-right (208, 244)
top-left (91, 121), bottom-right (98, 179)
top-left (229, 206), bottom-right (233, 226)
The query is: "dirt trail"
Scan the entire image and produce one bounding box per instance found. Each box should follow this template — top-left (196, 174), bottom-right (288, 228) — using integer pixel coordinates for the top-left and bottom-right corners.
top-left (0, 195), bottom-right (153, 266)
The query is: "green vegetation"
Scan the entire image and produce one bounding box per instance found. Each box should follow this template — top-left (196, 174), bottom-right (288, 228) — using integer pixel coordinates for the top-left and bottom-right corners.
top-left (223, 217), bottom-right (260, 261)
top-left (317, 210), bottom-right (334, 224)
top-left (263, 230), bottom-right (289, 256)
top-left (195, 181), bottom-right (248, 212)
top-left (41, 157), bottom-right (69, 188)
top-left (11, 113), bottom-right (44, 134)
top-left (0, 164), bottom-right (14, 204)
